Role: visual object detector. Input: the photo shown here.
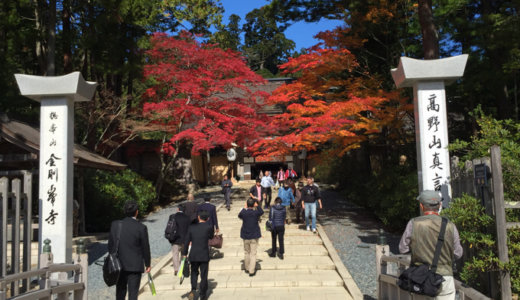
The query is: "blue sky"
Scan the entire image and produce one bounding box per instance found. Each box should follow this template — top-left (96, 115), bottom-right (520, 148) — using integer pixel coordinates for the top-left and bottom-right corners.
top-left (219, 0), bottom-right (344, 51)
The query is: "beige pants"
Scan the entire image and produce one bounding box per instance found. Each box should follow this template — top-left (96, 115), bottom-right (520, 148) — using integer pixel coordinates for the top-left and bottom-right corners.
top-left (171, 244), bottom-right (183, 272)
top-left (412, 275), bottom-right (455, 300)
top-left (243, 239), bottom-right (259, 274)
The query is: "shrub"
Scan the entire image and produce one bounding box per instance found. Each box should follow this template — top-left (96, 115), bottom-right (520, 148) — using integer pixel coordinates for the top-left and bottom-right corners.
top-left (315, 150), bottom-right (418, 231)
top-left (448, 109), bottom-right (520, 294)
top-left (442, 194), bottom-right (520, 294)
top-left (84, 169), bottom-right (157, 232)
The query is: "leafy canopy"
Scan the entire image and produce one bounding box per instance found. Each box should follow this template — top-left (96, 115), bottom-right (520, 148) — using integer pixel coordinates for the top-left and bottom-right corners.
top-left (142, 32), bottom-right (270, 155)
top-left (250, 27), bottom-right (410, 158)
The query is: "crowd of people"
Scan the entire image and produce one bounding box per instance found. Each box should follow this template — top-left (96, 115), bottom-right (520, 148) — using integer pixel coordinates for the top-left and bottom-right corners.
top-left (107, 168), bottom-right (462, 300)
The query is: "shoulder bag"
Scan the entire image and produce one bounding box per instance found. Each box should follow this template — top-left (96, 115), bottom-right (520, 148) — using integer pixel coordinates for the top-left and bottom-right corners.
top-left (265, 207), bottom-right (274, 232)
top-left (398, 217), bottom-right (448, 296)
top-left (209, 233), bottom-right (223, 248)
top-left (103, 221), bottom-right (123, 286)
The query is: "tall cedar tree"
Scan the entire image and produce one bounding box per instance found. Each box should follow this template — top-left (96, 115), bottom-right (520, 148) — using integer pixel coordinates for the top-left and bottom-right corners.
top-left (143, 32), bottom-right (270, 157)
top-left (250, 27), bottom-right (412, 159)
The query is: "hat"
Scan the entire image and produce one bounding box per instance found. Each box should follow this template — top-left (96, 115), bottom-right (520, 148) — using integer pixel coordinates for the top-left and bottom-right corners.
top-left (417, 190), bottom-right (442, 206)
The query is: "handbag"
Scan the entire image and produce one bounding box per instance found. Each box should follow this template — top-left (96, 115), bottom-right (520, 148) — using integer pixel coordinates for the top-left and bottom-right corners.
top-left (103, 221), bottom-right (122, 286)
top-left (265, 207), bottom-right (274, 232)
top-left (209, 234), bottom-right (223, 248)
top-left (398, 217), bottom-right (448, 296)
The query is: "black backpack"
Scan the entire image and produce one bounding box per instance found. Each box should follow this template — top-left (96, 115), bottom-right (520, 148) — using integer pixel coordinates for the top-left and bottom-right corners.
top-left (164, 214), bottom-right (178, 243)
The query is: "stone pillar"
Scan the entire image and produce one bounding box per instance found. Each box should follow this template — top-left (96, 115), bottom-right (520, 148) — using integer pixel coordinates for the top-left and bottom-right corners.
top-left (15, 72), bottom-right (97, 264)
top-left (391, 55), bottom-right (468, 205)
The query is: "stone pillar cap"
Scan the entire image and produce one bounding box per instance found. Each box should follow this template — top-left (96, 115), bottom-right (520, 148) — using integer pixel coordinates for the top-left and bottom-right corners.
top-left (391, 54), bottom-right (468, 88)
top-left (15, 71), bottom-right (97, 102)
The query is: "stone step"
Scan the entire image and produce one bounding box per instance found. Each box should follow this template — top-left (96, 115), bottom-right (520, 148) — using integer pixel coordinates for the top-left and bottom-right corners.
top-left (145, 269), bottom-right (344, 292)
top-left (160, 255), bottom-right (335, 273)
top-left (217, 229), bottom-right (318, 238)
top-left (140, 286), bottom-right (352, 300)
top-left (220, 236), bottom-right (323, 246)
top-left (213, 245), bottom-right (329, 257)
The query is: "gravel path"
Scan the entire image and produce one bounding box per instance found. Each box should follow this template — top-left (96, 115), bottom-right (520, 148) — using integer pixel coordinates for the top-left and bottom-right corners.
top-left (87, 186), bottom-right (225, 299)
top-left (318, 189), bottom-right (401, 300)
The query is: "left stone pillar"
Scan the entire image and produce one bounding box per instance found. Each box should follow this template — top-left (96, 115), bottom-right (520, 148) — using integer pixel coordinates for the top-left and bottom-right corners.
top-left (15, 72), bottom-right (97, 264)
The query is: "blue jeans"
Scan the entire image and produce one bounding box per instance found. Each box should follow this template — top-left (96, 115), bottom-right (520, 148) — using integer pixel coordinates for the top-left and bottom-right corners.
top-left (304, 201), bottom-right (317, 229)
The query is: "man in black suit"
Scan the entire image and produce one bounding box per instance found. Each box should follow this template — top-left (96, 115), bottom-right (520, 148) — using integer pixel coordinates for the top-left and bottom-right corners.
top-left (108, 201), bottom-right (151, 300)
top-left (197, 197), bottom-right (219, 233)
top-left (167, 204), bottom-right (191, 276)
top-left (182, 210), bottom-right (214, 300)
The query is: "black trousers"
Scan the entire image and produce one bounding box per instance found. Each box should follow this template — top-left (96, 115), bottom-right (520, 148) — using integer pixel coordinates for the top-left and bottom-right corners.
top-left (295, 200), bottom-right (304, 223)
top-left (116, 270), bottom-right (142, 300)
top-left (190, 261), bottom-right (209, 295)
top-left (262, 187), bottom-right (272, 207)
top-left (271, 226), bottom-right (285, 254)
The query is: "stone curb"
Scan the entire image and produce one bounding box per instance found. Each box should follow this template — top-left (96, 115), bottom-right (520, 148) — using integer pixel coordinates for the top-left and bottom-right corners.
top-left (317, 223), bottom-right (364, 300)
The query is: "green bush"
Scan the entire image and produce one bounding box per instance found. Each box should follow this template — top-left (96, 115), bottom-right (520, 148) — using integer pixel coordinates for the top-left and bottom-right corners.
top-left (84, 169), bottom-right (157, 232)
top-left (442, 194), bottom-right (520, 294)
top-left (450, 108), bottom-right (520, 202)
top-left (448, 110), bottom-right (520, 294)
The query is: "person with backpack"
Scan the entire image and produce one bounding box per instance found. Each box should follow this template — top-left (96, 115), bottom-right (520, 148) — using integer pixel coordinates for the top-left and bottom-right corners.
top-left (268, 197), bottom-right (286, 259)
top-left (165, 204), bottom-right (191, 276)
top-left (277, 181), bottom-right (295, 224)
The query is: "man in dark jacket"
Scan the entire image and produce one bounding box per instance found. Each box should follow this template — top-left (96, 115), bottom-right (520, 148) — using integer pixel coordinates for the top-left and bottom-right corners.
top-left (268, 197), bottom-right (286, 259)
top-left (249, 178), bottom-right (264, 207)
top-left (301, 177), bottom-right (322, 233)
top-left (238, 198), bottom-right (264, 276)
top-left (183, 210), bottom-right (214, 300)
top-left (168, 204), bottom-right (191, 276)
top-left (221, 174), bottom-right (233, 211)
top-left (184, 193), bottom-right (199, 224)
top-left (108, 201), bottom-right (151, 300)
top-left (197, 197), bottom-right (219, 233)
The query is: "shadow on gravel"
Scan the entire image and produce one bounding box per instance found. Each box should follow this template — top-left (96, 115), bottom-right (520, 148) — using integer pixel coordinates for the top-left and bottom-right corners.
top-left (88, 241), bottom-right (108, 265)
top-left (319, 190), bottom-right (401, 254)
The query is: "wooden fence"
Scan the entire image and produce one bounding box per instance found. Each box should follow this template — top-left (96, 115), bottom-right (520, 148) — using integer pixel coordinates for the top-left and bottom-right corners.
top-left (0, 239), bottom-right (88, 300)
top-left (0, 174), bottom-right (34, 294)
top-left (377, 254), bottom-right (491, 300)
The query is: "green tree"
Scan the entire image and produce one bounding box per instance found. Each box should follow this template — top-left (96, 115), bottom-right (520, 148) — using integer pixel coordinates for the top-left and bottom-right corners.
top-left (210, 14), bottom-right (242, 51)
top-left (242, 5), bottom-right (295, 76)
top-left (436, 0), bottom-right (520, 120)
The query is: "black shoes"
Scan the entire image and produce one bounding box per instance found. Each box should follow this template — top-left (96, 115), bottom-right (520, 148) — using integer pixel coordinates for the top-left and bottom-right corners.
top-left (249, 271), bottom-right (256, 277)
top-left (268, 251), bottom-right (276, 257)
top-left (188, 291), bottom-right (195, 300)
top-left (278, 252), bottom-right (284, 260)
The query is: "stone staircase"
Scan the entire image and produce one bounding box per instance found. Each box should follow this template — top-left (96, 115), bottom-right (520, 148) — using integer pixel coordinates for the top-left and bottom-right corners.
top-left (140, 188), bottom-right (360, 300)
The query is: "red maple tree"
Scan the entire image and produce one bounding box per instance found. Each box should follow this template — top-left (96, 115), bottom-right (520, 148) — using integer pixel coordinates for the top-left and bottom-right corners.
top-left (143, 32), bottom-right (269, 154)
top-left (142, 32), bottom-right (270, 191)
top-left (250, 27), bottom-right (411, 159)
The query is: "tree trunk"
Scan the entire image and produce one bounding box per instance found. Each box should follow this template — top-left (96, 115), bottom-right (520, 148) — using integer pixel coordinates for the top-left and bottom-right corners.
top-left (34, 0), bottom-right (46, 75)
top-left (46, 0), bottom-right (56, 75)
top-left (62, 0), bottom-right (73, 73)
top-left (417, 0), bottom-right (439, 59)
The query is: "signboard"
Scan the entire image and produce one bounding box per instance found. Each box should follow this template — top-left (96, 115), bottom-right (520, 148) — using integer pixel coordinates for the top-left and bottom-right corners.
top-left (474, 164), bottom-right (488, 186)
